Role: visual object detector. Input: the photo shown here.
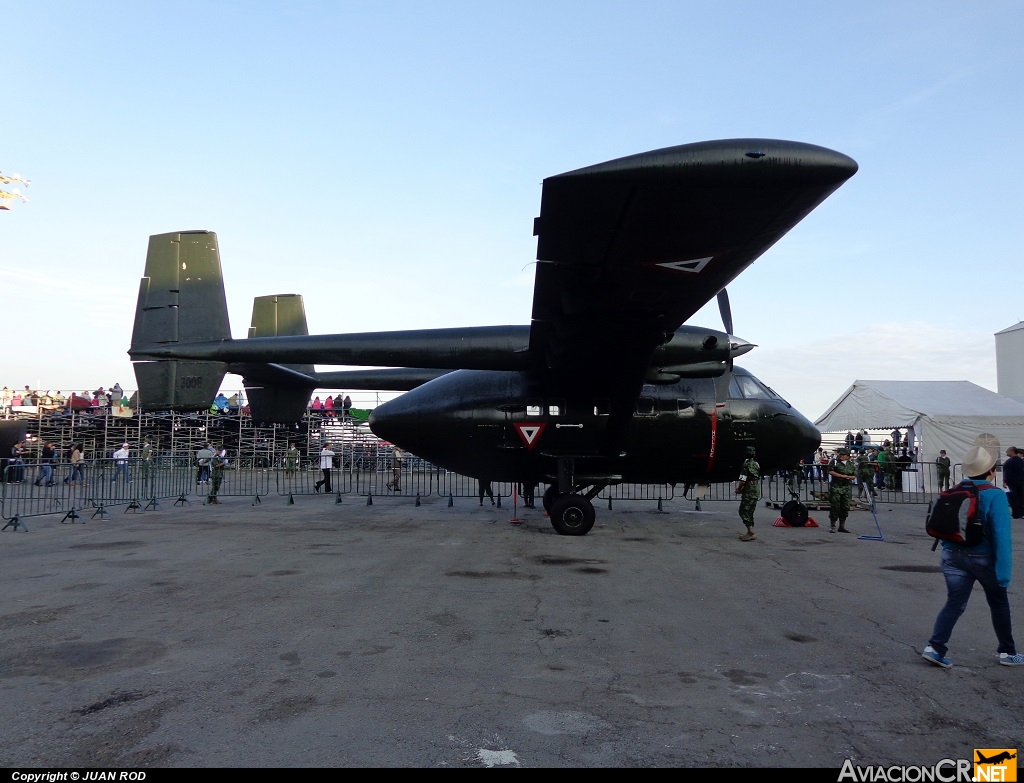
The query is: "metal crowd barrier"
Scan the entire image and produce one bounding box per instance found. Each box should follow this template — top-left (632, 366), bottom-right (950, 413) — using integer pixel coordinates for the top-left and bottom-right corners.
top-left (1, 461), bottom-right (86, 529)
top-left (275, 465), bottom-right (355, 499)
top-left (1, 456), bottom-right (196, 530)
top-left (8, 451), bottom-right (958, 534)
top-left (433, 470), bottom-right (510, 501)
top-left (191, 459), bottom-right (272, 503)
top-left (765, 461), bottom-right (964, 506)
top-left (681, 482), bottom-right (737, 502)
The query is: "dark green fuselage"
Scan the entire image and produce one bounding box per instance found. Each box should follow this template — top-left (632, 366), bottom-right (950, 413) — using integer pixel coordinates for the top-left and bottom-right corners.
top-left (369, 366), bottom-right (819, 486)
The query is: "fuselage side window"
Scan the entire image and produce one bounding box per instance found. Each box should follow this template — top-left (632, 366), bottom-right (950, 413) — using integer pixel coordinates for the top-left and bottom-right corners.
top-left (636, 397), bottom-right (656, 416)
top-left (548, 400), bottom-right (563, 416)
top-left (526, 400), bottom-right (542, 417)
top-left (593, 398), bottom-right (610, 416)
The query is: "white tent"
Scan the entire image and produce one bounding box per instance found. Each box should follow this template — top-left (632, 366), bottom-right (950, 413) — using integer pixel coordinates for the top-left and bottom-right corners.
top-left (815, 380), bottom-right (1024, 465)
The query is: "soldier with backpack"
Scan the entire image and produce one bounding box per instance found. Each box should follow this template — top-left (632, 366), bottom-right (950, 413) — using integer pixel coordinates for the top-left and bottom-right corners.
top-left (922, 445), bottom-right (1024, 668)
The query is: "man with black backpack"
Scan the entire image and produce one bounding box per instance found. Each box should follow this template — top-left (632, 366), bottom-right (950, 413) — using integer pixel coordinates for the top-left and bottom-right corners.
top-left (922, 445), bottom-right (1024, 667)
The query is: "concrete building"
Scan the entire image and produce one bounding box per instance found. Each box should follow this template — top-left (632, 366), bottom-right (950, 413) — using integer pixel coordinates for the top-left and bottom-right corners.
top-left (996, 321), bottom-right (1024, 402)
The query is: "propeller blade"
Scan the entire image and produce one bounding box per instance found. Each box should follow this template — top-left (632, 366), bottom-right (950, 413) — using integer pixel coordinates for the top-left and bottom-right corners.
top-left (717, 289), bottom-right (733, 336)
top-left (714, 289), bottom-right (736, 408)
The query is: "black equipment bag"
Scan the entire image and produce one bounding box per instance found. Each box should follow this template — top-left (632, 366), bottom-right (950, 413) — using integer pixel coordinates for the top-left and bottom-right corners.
top-left (925, 480), bottom-right (994, 548)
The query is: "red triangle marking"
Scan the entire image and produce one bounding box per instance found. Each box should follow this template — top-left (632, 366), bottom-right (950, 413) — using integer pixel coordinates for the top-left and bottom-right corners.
top-left (514, 422), bottom-right (546, 450)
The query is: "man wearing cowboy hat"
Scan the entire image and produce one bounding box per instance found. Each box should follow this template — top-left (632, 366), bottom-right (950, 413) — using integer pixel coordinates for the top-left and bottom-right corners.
top-left (922, 445), bottom-right (1024, 667)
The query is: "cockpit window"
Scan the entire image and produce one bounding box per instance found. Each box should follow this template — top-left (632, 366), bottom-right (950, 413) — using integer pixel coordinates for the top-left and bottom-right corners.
top-left (735, 375), bottom-right (772, 400)
top-left (728, 374), bottom-right (775, 400)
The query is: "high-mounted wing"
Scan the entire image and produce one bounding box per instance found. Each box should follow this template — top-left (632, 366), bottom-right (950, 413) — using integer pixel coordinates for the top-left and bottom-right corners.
top-left (529, 139), bottom-right (857, 387)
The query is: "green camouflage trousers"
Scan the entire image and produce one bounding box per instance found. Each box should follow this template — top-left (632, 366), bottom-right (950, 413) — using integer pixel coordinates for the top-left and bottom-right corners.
top-left (829, 484), bottom-right (851, 523)
top-left (739, 494), bottom-right (758, 526)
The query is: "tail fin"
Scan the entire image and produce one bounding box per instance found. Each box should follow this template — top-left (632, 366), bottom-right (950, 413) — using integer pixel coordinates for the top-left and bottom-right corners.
top-left (242, 294), bottom-right (316, 422)
top-left (130, 231), bottom-right (228, 409)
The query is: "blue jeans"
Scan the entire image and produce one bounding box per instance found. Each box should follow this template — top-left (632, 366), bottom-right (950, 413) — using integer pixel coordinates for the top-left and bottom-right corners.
top-left (35, 463), bottom-right (53, 485)
top-left (929, 548), bottom-right (1016, 656)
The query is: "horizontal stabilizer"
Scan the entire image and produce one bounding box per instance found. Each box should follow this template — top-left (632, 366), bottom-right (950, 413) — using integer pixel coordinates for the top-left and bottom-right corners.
top-left (314, 368), bottom-right (453, 391)
top-left (134, 360), bottom-right (226, 410)
top-left (245, 386), bottom-right (314, 424)
top-left (231, 362), bottom-right (317, 386)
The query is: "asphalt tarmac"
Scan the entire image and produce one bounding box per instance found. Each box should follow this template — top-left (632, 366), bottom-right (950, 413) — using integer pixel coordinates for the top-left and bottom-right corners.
top-left (1, 491), bottom-right (1021, 768)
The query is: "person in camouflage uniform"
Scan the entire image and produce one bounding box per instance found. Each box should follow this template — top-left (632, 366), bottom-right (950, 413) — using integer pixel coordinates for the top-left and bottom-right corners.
top-left (207, 445), bottom-right (226, 505)
top-left (140, 440), bottom-right (154, 483)
top-left (828, 447), bottom-right (857, 533)
top-left (285, 444), bottom-right (300, 475)
top-left (856, 449), bottom-right (876, 500)
top-left (883, 446), bottom-right (897, 490)
top-left (736, 446), bottom-right (760, 542)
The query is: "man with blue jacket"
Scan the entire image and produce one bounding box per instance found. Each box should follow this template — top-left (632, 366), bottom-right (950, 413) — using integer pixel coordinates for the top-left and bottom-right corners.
top-left (922, 445), bottom-right (1024, 667)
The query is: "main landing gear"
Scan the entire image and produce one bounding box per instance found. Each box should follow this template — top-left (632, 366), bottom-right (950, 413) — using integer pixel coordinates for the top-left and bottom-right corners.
top-left (542, 483), bottom-right (604, 536)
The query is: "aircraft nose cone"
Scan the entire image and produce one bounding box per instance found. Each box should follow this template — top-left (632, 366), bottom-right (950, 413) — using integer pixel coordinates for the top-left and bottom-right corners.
top-left (771, 411), bottom-right (821, 467)
top-left (793, 414), bottom-right (822, 457)
top-left (368, 396), bottom-right (416, 448)
top-left (368, 390), bottom-right (443, 460)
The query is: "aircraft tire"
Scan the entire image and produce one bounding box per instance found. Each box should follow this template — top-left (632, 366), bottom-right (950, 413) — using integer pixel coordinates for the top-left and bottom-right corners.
top-left (549, 494), bottom-right (595, 536)
top-left (780, 499), bottom-right (809, 527)
top-left (542, 484), bottom-right (559, 513)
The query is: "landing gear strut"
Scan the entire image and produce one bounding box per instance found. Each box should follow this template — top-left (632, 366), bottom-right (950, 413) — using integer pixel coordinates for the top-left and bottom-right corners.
top-left (541, 458), bottom-right (610, 535)
top-left (542, 484), bottom-right (559, 513)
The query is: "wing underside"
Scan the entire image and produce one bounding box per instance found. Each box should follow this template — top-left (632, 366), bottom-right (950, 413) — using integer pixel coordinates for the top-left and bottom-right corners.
top-left (530, 139), bottom-right (857, 389)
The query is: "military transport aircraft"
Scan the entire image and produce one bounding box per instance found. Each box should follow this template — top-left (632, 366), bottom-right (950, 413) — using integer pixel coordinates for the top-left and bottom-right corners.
top-left (129, 138), bottom-right (857, 535)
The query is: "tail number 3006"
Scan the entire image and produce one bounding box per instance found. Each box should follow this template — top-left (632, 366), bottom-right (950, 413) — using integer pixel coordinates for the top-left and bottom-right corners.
top-left (180, 376), bottom-right (204, 389)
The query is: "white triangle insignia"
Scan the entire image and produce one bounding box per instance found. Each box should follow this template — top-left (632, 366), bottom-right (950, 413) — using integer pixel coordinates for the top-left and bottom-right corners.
top-left (518, 425), bottom-right (542, 445)
top-left (655, 256), bottom-right (713, 274)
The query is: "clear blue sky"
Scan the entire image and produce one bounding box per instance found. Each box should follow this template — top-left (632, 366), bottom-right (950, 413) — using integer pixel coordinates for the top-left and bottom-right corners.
top-left (3, 1), bottom-right (1021, 418)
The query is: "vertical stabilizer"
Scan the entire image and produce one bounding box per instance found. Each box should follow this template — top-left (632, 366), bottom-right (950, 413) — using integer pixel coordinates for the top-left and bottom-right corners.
top-left (244, 294), bottom-right (317, 422)
top-left (247, 294), bottom-right (314, 373)
top-left (130, 231), bottom-right (228, 409)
